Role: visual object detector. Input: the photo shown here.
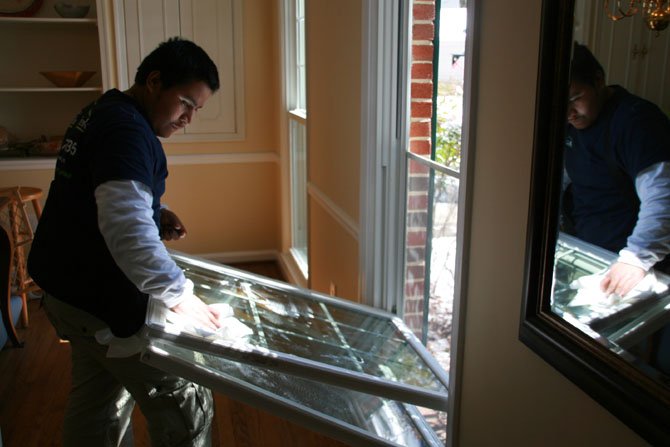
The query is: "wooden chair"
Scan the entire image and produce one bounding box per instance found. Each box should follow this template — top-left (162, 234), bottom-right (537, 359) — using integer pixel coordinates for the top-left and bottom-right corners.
top-left (1, 216), bottom-right (22, 347)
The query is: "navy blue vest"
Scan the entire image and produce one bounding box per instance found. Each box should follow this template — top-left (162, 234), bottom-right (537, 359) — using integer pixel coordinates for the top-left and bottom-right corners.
top-left (28, 89), bottom-right (168, 337)
top-left (564, 86), bottom-right (670, 254)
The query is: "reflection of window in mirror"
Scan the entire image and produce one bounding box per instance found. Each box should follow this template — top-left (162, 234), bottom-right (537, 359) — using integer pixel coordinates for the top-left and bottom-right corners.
top-left (552, 0), bottom-right (670, 382)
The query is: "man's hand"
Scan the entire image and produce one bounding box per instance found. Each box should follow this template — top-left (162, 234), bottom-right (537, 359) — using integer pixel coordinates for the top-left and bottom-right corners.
top-left (600, 262), bottom-right (646, 297)
top-left (160, 208), bottom-right (187, 241)
top-left (170, 294), bottom-right (222, 332)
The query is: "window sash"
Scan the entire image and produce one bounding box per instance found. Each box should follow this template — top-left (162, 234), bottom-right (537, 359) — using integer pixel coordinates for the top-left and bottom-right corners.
top-left (145, 252), bottom-right (451, 410)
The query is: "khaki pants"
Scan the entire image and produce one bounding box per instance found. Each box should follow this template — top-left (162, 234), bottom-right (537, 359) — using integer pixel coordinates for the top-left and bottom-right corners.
top-left (43, 293), bottom-right (213, 447)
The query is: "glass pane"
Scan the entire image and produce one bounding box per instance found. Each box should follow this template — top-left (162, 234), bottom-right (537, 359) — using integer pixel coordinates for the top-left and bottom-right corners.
top-left (429, 168), bottom-right (458, 371)
top-left (297, 14), bottom-right (305, 65)
top-left (403, 158), bottom-right (458, 441)
top-left (403, 158), bottom-right (458, 375)
top-left (145, 339), bottom-right (442, 447)
top-left (433, 5), bottom-right (466, 170)
top-left (290, 119), bottom-right (308, 269)
top-left (145, 252), bottom-right (449, 409)
top-left (296, 1), bottom-right (306, 111)
top-left (297, 66), bottom-right (306, 112)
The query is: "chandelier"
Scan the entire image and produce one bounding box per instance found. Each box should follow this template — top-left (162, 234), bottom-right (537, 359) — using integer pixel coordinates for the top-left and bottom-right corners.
top-left (604, 0), bottom-right (670, 31)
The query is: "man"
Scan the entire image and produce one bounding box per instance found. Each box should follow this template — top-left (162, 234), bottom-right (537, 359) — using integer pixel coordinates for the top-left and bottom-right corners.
top-left (564, 43), bottom-right (670, 297)
top-left (28, 38), bottom-right (221, 446)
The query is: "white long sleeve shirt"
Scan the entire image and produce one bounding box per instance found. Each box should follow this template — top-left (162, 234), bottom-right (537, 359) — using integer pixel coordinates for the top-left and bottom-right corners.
top-left (619, 161), bottom-right (670, 271)
top-left (94, 179), bottom-right (189, 308)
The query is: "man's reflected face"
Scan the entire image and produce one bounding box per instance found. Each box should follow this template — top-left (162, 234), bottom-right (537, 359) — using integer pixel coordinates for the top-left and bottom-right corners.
top-left (567, 81), bottom-right (602, 130)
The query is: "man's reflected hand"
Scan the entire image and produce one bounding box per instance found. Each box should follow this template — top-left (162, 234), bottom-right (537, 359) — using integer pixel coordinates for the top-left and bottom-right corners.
top-left (600, 262), bottom-right (646, 297)
top-left (170, 294), bottom-right (222, 332)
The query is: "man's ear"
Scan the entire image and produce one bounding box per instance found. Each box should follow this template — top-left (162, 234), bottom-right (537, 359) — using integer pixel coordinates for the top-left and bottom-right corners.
top-left (146, 70), bottom-right (162, 93)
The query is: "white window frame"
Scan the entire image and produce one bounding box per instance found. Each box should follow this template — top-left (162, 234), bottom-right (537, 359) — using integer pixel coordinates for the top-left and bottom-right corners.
top-left (360, 0), bottom-right (409, 313)
top-left (359, 1), bottom-right (479, 445)
top-left (280, 0), bottom-right (309, 286)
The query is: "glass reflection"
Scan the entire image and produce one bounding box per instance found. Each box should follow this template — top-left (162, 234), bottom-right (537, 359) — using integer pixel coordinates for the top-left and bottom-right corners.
top-left (552, 0), bottom-right (670, 385)
top-left (552, 233), bottom-right (670, 385)
top-left (553, 234), bottom-right (670, 336)
top-left (150, 339), bottom-right (437, 447)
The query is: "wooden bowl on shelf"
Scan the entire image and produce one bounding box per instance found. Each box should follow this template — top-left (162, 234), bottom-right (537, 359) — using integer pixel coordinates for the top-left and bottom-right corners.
top-left (39, 71), bottom-right (96, 88)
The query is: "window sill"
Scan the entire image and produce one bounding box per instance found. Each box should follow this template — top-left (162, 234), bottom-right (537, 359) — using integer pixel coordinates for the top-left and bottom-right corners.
top-left (279, 251), bottom-right (308, 289)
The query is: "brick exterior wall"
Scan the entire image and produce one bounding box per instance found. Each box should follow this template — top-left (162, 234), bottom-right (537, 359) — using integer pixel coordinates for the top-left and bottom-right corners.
top-left (404, 0), bottom-right (436, 337)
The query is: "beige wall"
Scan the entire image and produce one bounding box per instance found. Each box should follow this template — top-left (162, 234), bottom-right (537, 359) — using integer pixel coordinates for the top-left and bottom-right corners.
top-left (306, 0), bottom-right (361, 298)
top-left (307, 0), bottom-right (361, 222)
top-left (456, 1), bottom-right (645, 445)
top-left (309, 204), bottom-right (359, 300)
top-left (162, 162), bottom-right (279, 255)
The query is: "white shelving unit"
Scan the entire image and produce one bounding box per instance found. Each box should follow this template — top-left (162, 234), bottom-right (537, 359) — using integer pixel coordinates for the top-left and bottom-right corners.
top-left (0, 1), bottom-right (105, 147)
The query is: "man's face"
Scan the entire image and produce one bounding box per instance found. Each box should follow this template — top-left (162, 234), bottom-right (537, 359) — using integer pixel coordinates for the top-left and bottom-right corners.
top-left (145, 72), bottom-right (213, 138)
top-left (566, 80), bottom-right (605, 130)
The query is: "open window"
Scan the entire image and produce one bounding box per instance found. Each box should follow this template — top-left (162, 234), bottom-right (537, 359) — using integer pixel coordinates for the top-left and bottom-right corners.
top-left (140, 251), bottom-right (447, 446)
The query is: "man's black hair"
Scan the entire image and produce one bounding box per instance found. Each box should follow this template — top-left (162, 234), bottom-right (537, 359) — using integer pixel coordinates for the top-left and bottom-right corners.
top-left (570, 42), bottom-right (605, 86)
top-left (135, 37), bottom-right (220, 92)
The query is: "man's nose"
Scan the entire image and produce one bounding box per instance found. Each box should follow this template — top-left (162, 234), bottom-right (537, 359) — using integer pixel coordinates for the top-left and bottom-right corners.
top-left (182, 109), bottom-right (194, 124)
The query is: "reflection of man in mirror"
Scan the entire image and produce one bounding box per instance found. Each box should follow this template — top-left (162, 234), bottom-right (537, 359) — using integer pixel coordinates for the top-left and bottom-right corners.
top-left (563, 43), bottom-right (670, 297)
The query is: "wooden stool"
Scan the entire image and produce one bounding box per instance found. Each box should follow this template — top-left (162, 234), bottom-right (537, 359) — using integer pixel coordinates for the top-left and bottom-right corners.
top-left (0, 186), bottom-right (43, 220)
top-left (0, 186), bottom-right (43, 328)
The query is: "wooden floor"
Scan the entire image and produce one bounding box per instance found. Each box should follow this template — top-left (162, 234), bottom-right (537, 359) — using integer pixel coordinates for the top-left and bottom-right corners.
top-left (0, 261), bottom-right (349, 447)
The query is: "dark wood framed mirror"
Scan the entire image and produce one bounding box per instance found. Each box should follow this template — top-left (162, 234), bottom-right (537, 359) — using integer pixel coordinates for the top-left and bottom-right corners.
top-left (520, 0), bottom-right (670, 445)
